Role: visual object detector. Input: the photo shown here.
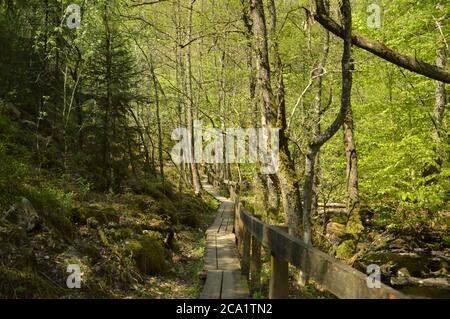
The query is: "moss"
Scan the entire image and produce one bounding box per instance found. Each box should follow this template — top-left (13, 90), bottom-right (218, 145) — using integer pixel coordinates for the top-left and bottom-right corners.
top-left (335, 239), bottom-right (356, 262)
top-left (175, 193), bottom-right (215, 228)
top-left (17, 183), bottom-right (76, 242)
top-left (444, 236), bottom-right (450, 248)
top-left (77, 241), bottom-right (101, 261)
top-left (125, 236), bottom-right (168, 275)
top-left (345, 203), bottom-right (364, 238)
top-left (336, 202), bottom-right (365, 263)
top-left (125, 194), bottom-right (177, 222)
top-left (0, 220), bottom-right (27, 242)
top-left (0, 266), bottom-right (60, 298)
top-left (115, 227), bottom-right (135, 240)
top-left (73, 204), bottom-right (120, 226)
top-left (43, 210), bottom-right (76, 242)
top-left (141, 180), bottom-right (175, 201)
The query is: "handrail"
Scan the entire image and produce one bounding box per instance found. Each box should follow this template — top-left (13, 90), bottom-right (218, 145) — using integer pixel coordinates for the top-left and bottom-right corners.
top-left (228, 184), bottom-right (407, 299)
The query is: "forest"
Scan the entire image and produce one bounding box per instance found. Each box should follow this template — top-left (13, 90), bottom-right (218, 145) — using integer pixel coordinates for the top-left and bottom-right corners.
top-left (0, 0), bottom-right (448, 299)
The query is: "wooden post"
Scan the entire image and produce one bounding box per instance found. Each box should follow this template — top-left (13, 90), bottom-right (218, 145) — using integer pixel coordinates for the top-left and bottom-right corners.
top-left (237, 205), bottom-right (244, 257)
top-left (241, 227), bottom-right (251, 279)
top-left (250, 228), bottom-right (261, 294)
top-left (269, 253), bottom-right (289, 299)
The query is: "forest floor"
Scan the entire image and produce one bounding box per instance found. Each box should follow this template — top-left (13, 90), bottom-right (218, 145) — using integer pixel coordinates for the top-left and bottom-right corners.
top-left (0, 164), bottom-right (220, 298)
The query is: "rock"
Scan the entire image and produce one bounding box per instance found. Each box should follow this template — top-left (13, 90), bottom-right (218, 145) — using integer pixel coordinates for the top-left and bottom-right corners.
top-left (388, 238), bottom-right (410, 251)
top-left (125, 236), bottom-right (168, 275)
top-left (391, 266), bottom-right (450, 290)
top-left (365, 251), bottom-right (429, 277)
top-left (326, 222), bottom-right (346, 236)
top-left (390, 267), bottom-right (411, 286)
top-left (325, 222), bottom-right (346, 247)
top-left (2, 197), bottom-right (41, 232)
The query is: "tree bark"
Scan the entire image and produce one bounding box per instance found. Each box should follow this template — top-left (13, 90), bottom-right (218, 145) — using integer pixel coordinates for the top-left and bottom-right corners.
top-left (343, 108), bottom-right (359, 205)
top-left (103, 4), bottom-right (114, 192)
top-left (241, 0), bottom-right (270, 216)
top-left (250, 0), bottom-right (303, 237)
top-left (150, 60), bottom-right (165, 183)
top-left (336, 107), bottom-right (364, 262)
top-left (186, 0), bottom-right (202, 194)
top-left (303, 0), bottom-right (353, 245)
top-left (310, 3), bottom-right (330, 221)
top-left (433, 40), bottom-right (447, 168)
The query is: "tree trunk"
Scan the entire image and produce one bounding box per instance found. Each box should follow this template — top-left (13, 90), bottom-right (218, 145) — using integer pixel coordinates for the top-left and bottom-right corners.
top-left (303, 0), bottom-right (353, 245)
top-left (175, 0), bottom-right (187, 191)
top-left (241, 0), bottom-right (270, 216)
top-left (433, 39), bottom-right (447, 169)
top-left (150, 60), bottom-right (165, 184)
top-left (250, 0), bottom-right (303, 237)
top-left (103, 4), bottom-right (114, 192)
top-left (186, 0), bottom-right (202, 194)
top-left (336, 107), bottom-right (364, 262)
top-left (310, 7), bottom-right (330, 221)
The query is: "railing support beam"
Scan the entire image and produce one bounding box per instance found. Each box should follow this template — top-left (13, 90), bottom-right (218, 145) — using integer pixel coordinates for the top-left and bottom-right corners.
top-left (241, 227), bottom-right (251, 279)
top-left (250, 232), bottom-right (261, 294)
top-left (269, 253), bottom-right (289, 299)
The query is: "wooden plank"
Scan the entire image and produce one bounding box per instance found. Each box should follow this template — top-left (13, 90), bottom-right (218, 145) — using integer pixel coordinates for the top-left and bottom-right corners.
top-left (206, 209), bottom-right (224, 235)
top-left (221, 270), bottom-right (249, 299)
top-left (239, 208), bottom-right (408, 299)
top-left (226, 215), bottom-right (233, 233)
top-left (216, 234), bottom-right (240, 271)
top-left (204, 234), bottom-right (217, 271)
top-left (200, 270), bottom-right (223, 299)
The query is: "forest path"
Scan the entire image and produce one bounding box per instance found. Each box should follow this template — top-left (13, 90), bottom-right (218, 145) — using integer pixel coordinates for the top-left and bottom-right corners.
top-left (200, 181), bottom-right (249, 299)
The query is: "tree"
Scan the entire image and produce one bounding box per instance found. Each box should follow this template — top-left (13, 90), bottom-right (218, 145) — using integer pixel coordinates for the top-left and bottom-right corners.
top-left (249, 0), bottom-right (303, 237)
top-left (303, 0), bottom-right (353, 245)
top-left (185, 0), bottom-right (203, 194)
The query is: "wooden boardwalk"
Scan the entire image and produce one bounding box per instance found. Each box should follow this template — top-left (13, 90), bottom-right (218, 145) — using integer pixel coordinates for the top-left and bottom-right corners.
top-left (200, 184), bottom-right (249, 299)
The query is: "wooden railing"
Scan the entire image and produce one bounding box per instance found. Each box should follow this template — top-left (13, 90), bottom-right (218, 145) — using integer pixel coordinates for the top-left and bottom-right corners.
top-left (227, 183), bottom-right (407, 299)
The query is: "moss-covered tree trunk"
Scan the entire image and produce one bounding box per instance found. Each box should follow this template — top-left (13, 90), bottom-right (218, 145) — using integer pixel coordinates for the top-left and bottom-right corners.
top-left (250, 0), bottom-right (303, 237)
top-left (241, 0), bottom-right (270, 216)
top-left (336, 107), bottom-right (364, 261)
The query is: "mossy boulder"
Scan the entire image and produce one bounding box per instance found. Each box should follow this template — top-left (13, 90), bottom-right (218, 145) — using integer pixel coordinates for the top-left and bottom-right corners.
top-left (2, 197), bottom-right (40, 232)
top-left (125, 236), bottom-right (168, 275)
top-left (72, 204), bottom-right (120, 226)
